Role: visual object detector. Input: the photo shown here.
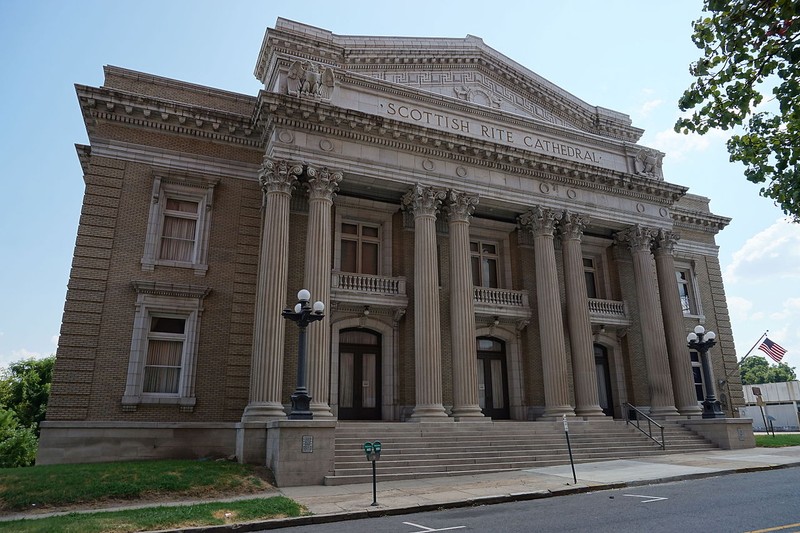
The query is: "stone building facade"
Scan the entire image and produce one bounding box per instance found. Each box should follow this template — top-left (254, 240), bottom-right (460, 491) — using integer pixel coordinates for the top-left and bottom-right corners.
top-left (39, 19), bottom-right (743, 466)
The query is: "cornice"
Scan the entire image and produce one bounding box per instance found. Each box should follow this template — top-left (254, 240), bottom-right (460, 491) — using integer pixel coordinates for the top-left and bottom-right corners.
top-left (257, 21), bottom-right (643, 143)
top-left (75, 84), bottom-right (263, 149)
top-left (256, 92), bottom-right (688, 207)
top-left (671, 206), bottom-right (731, 234)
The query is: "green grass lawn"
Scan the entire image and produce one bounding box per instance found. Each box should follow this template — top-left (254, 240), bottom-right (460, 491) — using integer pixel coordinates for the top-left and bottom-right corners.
top-left (755, 433), bottom-right (800, 447)
top-left (0, 459), bottom-right (305, 532)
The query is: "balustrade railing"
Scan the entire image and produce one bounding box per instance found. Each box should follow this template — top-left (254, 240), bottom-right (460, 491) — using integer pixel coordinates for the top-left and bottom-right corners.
top-left (588, 298), bottom-right (626, 317)
top-left (473, 287), bottom-right (528, 308)
top-left (331, 272), bottom-right (405, 296)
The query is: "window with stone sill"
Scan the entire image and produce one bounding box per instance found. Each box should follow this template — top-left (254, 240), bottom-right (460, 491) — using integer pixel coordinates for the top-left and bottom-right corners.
top-left (676, 265), bottom-right (702, 316)
top-left (471, 239), bottom-right (500, 288)
top-left (141, 174), bottom-right (218, 276)
top-left (341, 221), bottom-right (381, 275)
top-left (122, 281), bottom-right (210, 412)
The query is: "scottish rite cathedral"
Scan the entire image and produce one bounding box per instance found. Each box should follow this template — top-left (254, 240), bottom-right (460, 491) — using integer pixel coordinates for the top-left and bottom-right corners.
top-left (39, 19), bottom-right (751, 483)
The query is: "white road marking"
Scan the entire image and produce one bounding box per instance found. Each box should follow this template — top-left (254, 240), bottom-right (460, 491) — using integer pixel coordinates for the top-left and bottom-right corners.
top-left (623, 493), bottom-right (668, 503)
top-left (403, 521), bottom-right (467, 532)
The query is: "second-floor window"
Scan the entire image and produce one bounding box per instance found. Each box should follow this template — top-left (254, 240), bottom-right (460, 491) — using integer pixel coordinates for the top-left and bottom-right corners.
top-left (471, 240), bottom-right (499, 288)
top-left (676, 269), bottom-right (695, 315)
top-left (584, 257), bottom-right (598, 299)
top-left (160, 198), bottom-right (200, 262)
top-left (341, 222), bottom-right (380, 275)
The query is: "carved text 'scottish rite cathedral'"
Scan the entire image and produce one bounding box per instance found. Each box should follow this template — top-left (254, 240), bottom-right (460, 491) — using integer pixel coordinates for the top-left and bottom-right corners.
top-left (39, 19), bottom-right (754, 485)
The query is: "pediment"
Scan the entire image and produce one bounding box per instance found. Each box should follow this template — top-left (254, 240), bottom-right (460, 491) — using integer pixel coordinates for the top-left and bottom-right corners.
top-left (256, 18), bottom-right (643, 143)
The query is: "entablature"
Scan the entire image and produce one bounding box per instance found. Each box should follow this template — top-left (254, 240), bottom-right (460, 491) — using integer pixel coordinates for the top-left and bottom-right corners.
top-left (257, 91), bottom-right (688, 209)
top-left (75, 84), bottom-right (262, 149)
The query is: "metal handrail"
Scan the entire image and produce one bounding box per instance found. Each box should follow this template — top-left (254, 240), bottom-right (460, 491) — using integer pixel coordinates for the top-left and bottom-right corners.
top-left (624, 403), bottom-right (665, 450)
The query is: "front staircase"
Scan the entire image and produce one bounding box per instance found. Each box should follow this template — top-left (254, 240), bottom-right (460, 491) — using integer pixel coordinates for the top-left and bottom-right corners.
top-left (324, 419), bottom-right (716, 485)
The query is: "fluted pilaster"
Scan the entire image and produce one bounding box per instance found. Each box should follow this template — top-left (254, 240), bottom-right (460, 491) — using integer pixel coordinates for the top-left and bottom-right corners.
top-left (519, 207), bottom-right (575, 418)
top-left (304, 165), bottom-right (342, 420)
top-left (615, 225), bottom-right (678, 417)
top-left (242, 157), bottom-right (302, 422)
top-left (560, 212), bottom-right (604, 417)
top-left (402, 184), bottom-right (449, 420)
top-left (447, 190), bottom-right (484, 419)
top-left (654, 229), bottom-right (702, 416)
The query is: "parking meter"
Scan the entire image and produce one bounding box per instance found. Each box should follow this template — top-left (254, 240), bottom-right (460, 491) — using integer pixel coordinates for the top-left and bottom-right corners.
top-left (364, 440), bottom-right (381, 461)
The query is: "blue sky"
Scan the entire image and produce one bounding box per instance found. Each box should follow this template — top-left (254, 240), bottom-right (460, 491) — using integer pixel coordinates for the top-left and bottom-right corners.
top-left (1, 1), bottom-right (798, 374)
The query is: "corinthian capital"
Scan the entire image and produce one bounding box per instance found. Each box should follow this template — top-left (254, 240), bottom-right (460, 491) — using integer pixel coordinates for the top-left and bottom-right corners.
top-left (653, 228), bottom-right (680, 255)
top-left (446, 190), bottom-right (479, 223)
top-left (614, 224), bottom-right (654, 252)
top-left (559, 211), bottom-right (589, 241)
top-left (518, 206), bottom-right (562, 237)
top-left (401, 184), bottom-right (446, 218)
top-left (305, 165), bottom-right (343, 201)
top-left (258, 157), bottom-right (303, 195)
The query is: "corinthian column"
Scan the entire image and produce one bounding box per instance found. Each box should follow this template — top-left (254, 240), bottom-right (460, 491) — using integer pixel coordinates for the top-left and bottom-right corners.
top-left (615, 225), bottom-right (679, 417)
top-left (447, 190), bottom-right (485, 420)
top-left (242, 157), bottom-right (302, 422)
top-left (304, 165), bottom-right (342, 420)
top-left (519, 207), bottom-right (575, 418)
top-left (560, 212), bottom-right (604, 417)
top-left (402, 184), bottom-right (449, 420)
top-left (654, 229), bottom-right (702, 416)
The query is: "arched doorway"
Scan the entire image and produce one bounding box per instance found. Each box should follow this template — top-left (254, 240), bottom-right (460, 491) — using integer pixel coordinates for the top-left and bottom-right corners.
top-left (594, 343), bottom-right (614, 416)
top-left (477, 337), bottom-right (510, 419)
top-left (338, 329), bottom-right (382, 420)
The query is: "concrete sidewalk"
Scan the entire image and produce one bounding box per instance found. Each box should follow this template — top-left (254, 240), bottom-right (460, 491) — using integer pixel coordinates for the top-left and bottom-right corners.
top-left (279, 446), bottom-right (800, 522)
top-left (3, 446), bottom-right (800, 530)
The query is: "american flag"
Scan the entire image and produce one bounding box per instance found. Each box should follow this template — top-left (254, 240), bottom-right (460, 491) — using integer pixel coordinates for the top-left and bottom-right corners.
top-left (758, 337), bottom-right (787, 363)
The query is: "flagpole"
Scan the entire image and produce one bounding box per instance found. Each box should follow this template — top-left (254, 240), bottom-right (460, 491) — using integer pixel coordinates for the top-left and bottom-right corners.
top-left (738, 330), bottom-right (769, 365)
top-left (720, 330), bottom-right (769, 386)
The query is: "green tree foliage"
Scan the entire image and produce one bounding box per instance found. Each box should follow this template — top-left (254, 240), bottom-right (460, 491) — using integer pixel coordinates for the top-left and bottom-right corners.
top-left (675, 0), bottom-right (800, 220)
top-left (0, 407), bottom-right (38, 468)
top-left (0, 355), bottom-right (55, 432)
top-left (0, 355), bottom-right (55, 467)
top-left (739, 355), bottom-right (797, 384)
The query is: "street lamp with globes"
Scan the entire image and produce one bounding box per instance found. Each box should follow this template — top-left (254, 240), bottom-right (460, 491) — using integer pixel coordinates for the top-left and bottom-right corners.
top-left (686, 325), bottom-right (726, 419)
top-left (282, 289), bottom-right (325, 420)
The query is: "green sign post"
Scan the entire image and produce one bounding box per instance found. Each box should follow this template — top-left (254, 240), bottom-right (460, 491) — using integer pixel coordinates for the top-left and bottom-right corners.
top-left (363, 440), bottom-right (382, 505)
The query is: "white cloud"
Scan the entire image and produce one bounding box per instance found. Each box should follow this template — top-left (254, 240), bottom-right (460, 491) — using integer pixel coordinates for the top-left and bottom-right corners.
top-left (638, 99), bottom-right (663, 117)
top-left (649, 127), bottom-right (729, 162)
top-left (0, 349), bottom-right (46, 371)
top-left (727, 295), bottom-right (753, 321)
top-left (723, 218), bottom-right (800, 284)
top-left (51, 335), bottom-right (60, 347)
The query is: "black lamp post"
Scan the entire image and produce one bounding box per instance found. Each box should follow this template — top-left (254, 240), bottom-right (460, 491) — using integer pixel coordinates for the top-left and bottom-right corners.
top-left (282, 289), bottom-right (325, 420)
top-left (686, 325), bottom-right (726, 419)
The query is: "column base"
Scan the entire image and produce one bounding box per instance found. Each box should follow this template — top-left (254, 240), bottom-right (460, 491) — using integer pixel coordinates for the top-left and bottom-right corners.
top-left (648, 405), bottom-right (681, 419)
top-left (241, 402), bottom-right (287, 423)
top-left (409, 403), bottom-right (450, 421)
top-left (540, 405), bottom-right (576, 419)
top-left (575, 405), bottom-right (606, 418)
top-left (677, 404), bottom-right (703, 417)
top-left (451, 405), bottom-right (486, 420)
top-left (310, 401), bottom-right (335, 420)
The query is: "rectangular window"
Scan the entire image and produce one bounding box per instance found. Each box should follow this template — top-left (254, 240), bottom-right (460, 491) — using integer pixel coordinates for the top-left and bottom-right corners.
top-left (470, 240), bottom-right (499, 288)
top-left (143, 316), bottom-right (185, 394)
top-left (123, 281), bottom-right (210, 412)
top-left (676, 269), bottom-right (696, 315)
top-left (141, 175), bottom-right (217, 276)
top-left (159, 199), bottom-right (199, 262)
top-left (583, 257), bottom-right (598, 299)
top-left (341, 222), bottom-right (380, 275)
top-left (690, 350), bottom-right (705, 402)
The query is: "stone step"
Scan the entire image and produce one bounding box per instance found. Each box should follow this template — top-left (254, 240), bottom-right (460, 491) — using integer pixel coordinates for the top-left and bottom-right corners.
top-left (324, 420), bottom-right (716, 486)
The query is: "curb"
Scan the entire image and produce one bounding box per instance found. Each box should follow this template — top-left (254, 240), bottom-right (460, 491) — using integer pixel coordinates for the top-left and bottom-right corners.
top-left (163, 461), bottom-right (800, 532)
